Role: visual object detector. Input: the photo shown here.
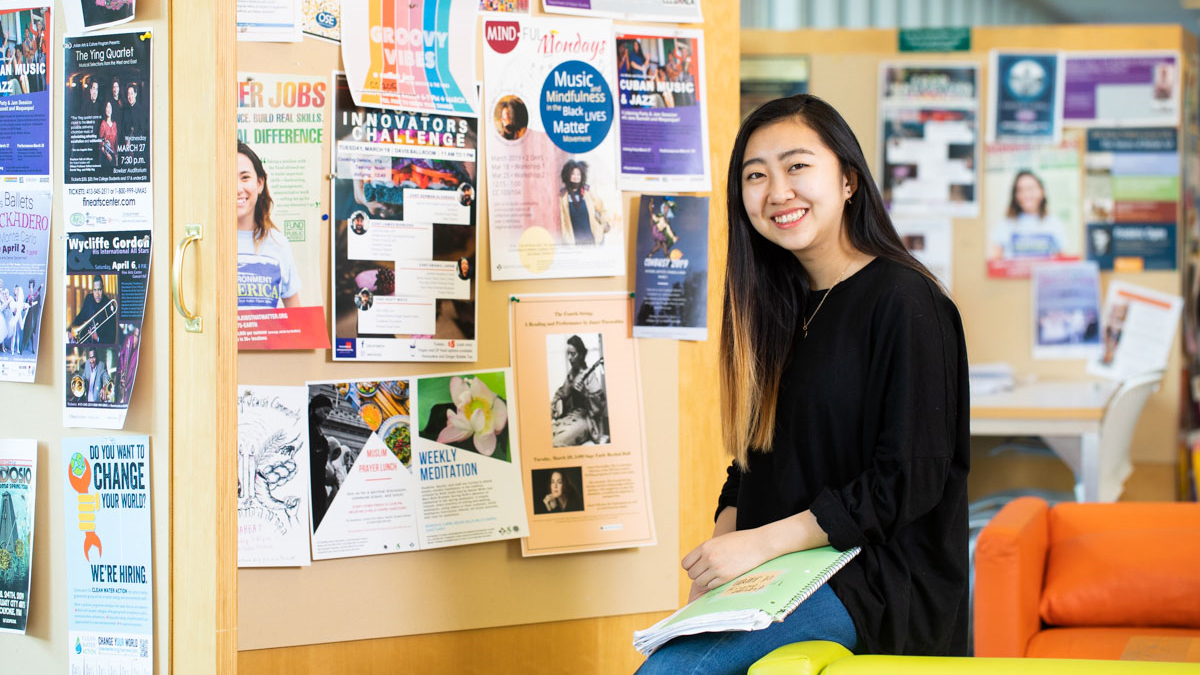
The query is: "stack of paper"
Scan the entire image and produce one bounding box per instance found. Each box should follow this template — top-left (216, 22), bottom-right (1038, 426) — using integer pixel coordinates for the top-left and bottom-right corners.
top-left (969, 362), bottom-right (1015, 395)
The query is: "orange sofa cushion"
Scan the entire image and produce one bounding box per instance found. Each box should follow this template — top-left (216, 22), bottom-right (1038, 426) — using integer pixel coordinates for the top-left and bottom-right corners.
top-left (1028, 627), bottom-right (1200, 661)
top-left (1041, 528), bottom-right (1200, 628)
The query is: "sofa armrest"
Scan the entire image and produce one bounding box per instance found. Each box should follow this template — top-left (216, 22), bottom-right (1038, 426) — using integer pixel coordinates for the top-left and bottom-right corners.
top-left (974, 496), bottom-right (1050, 657)
top-left (748, 641), bottom-right (854, 675)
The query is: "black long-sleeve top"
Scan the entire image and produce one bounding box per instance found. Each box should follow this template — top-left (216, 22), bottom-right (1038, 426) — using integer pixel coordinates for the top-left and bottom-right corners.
top-left (717, 256), bottom-right (970, 656)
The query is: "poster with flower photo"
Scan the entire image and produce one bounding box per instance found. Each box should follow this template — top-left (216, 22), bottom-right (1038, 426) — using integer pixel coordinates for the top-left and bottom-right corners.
top-left (307, 369), bottom-right (526, 560)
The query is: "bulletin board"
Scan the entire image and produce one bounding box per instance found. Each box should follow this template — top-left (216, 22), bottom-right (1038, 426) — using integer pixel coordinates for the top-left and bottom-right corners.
top-left (235, 20), bottom-right (689, 650)
top-left (742, 25), bottom-right (1193, 466)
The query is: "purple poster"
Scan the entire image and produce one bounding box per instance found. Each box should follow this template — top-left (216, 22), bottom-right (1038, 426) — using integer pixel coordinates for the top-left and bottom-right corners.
top-left (1063, 51), bottom-right (1179, 127)
top-left (616, 28), bottom-right (710, 192)
top-left (0, 188), bottom-right (50, 382)
top-left (0, 6), bottom-right (51, 179)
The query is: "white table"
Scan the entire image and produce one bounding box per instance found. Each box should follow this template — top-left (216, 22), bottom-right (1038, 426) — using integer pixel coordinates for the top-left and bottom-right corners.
top-left (971, 379), bottom-right (1120, 502)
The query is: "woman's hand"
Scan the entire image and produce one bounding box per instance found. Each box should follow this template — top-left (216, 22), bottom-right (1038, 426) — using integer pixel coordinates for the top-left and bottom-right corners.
top-left (681, 528), bottom-right (773, 594)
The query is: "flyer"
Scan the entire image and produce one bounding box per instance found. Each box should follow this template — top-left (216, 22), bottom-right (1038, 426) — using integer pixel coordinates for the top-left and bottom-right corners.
top-left (879, 62), bottom-right (979, 217)
top-left (236, 0), bottom-right (301, 42)
top-left (984, 138), bottom-right (1083, 278)
top-left (633, 195), bottom-right (709, 340)
top-left (63, 230), bottom-right (151, 429)
top-left (481, 0), bottom-right (527, 12)
top-left (62, 0), bottom-right (134, 33)
top-left (0, 5), bottom-right (51, 180)
top-left (341, 0), bottom-right (476, 117)
top-left (307, 370), bottom-right (527, 560)
top-left (1031, 262), bottom-right (1101, 360)
top-left (301, 0), bottom-right (339, 42)
top-left (1085, 127), bottom-right (1179, 272)
top-left (1063, 51), bottom-right (1180, 128)
top-left (0, 188), bottom-right (50, 383)
top-left (330, 72), bottom-right (478, 363)
top-left (892, 217), bottom-right (952, 290)
top-left (237, 385), bottom-right (311, 568)
top-left (739, 55), bottom-right (807, 121)
top-left (510, 293), bottom-right (656, 556)
top-left (62, 436), bottom-right (153, 675)
top-left (988, 51), bottom-right (1062, 143)
top-left (484, 17), bottom-right (625, 280)
top-left (615, 27), bottom-right (709, 192)
top-left (0, 439), bottom-right (36, 635)
top-left (62, 31), bottom-right (152, 230)
top-left (236, 72), bottom-right (330, 350)
top-left (542, 0), bottom-right (700, 23)
top-left (1088, 281), bottom-right (1182, 381)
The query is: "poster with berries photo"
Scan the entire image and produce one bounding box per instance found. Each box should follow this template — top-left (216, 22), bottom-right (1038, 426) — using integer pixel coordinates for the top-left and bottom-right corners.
top-left (63, 0), bottom-right (135, 33)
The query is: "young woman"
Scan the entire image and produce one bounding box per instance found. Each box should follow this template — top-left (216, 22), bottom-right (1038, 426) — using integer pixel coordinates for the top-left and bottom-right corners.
top-left (538, 470), bottom-right (582, 513)
top-left (98, 101), bottom-right (118, 166)
top-left (550, 335), bottom-right (609, 447)
top-left (558, 160), bottom-right (610, 245)
top-left (988, 169), bottom-right (1066, 261)
top-left (236, 142), bottom-right (301, 309)
top-left (637, 95), bottom-right (969, 674)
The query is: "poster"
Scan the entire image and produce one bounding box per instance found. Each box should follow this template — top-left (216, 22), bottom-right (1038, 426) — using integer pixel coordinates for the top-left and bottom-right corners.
top-left (510, 293), bottom-right (655, 556)
top-left (62, 436), bottom-right (153, 675)
top-left (330, 72), bottom-right (478, 363)
top-left (0, 5), bottom-right (51, 179)
top-left (62, 0), bottom-right (134, 33)
top-left (236, 0), bottom-right (301, 42)
top-left (633, 194), bottom-right (708, 340)
top-left (236, 72), bottom-right (330, 350)
top-left (984, 139), bottom-right (1083, 278)
top-left (341, 0), bottom-right (476, 117)
top-left (1088, 281), bottom-right (1182, 380)
top-left (480, 0), bottom-right (527, 12)
top-left (63, 31), bottom-right (152, 230)
top-left (1031, 262), bottom-right (1101, 360)
top-left (63, 230), bottom-right (151, 429)
top-left (893, 217), bottom-right (952, 290)
top-left (0, 188), bottom-right (50, 382)
top-left (0, 439), bottom-right (36, 635)
top-left (484, 17), bottom-right (625, 280)
top-left (307, 370), bottom-right (526, 560)
top-left (237, 385), bottom-right (311, 568)
top-left (301, 0), bottom-right (339, 42)
top-left (988, 51), bottom-right (1062, 143)
top-left (739, 55), bottom-right (807, 121)
top-left (1063, 51), bottom-right (1180, 128)
top-left (542, 0), bottom-right (700, 23)
top-left (615, 27), bottom-right (709, 192)
top-left (1085, 127), bottom-right (1179, 272)
top-left (879, 62), bottom-right (979, 217)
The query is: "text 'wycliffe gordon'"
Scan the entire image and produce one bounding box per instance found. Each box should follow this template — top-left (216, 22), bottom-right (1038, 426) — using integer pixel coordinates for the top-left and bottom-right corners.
top-left (67, 234), bottom-right (150, 251)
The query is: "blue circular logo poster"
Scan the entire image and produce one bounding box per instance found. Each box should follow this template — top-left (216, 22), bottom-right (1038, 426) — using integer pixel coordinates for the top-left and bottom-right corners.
top-left (540, 60), bottom-right (613, 154)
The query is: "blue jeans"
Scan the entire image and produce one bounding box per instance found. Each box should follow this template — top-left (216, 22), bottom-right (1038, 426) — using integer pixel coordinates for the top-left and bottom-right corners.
top-left (635, 584), bottom-right (857, 675)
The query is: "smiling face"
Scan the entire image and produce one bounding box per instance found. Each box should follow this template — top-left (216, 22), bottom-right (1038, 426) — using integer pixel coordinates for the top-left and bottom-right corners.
top-left (236, 153), bottom-right (263, 228)
top-left (126, 85), bottom-right (137, 106)
top-left (569, 167), bottom-right (582, 185)
top-left (740, 118), bottom-right (852, 263)
top-left (549, 471), bottom-right (563, 499)
top-left (459, 258), bottom-right (469, 275)
top-left (1014, 173), bottom-right (1044, 216)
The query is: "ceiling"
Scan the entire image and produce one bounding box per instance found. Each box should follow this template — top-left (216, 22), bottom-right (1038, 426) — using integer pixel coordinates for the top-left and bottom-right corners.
top-left (1033, 0), bottom-right (1200, 32)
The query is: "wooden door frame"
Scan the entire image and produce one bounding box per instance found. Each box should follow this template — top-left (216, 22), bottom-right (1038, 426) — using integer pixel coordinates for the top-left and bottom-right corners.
top-left (169, 0), bottom-right (238, 672)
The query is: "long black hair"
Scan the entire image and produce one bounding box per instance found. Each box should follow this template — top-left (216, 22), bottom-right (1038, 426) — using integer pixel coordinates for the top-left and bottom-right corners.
top-left (237, 141), bottom-right (276, 248)
top-left (721, 94), bottom-right (940, 467)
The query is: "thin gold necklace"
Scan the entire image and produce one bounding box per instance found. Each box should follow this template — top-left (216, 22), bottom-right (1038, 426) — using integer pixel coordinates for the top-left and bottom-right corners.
top-left (802, 259), bottom-right (854, 338)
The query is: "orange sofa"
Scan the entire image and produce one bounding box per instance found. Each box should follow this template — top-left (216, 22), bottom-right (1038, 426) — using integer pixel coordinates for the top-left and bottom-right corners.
top-left (974, 497), bottom-right (1200, 661)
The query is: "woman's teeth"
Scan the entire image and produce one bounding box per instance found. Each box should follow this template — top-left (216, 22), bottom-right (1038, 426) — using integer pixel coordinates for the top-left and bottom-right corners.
top-left (774, 209), bottom-right (806, 224)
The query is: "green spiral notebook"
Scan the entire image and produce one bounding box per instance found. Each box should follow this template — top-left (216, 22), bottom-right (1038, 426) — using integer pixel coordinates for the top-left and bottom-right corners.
top-left (633, 545), bottom-right (861, 655)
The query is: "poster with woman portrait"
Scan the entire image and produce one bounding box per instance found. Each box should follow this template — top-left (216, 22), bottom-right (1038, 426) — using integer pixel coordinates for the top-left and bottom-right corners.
top-left (984, 138), bottom-right (1083, 278)
top-left (330, 72), bottom-right (478, 362)
top-left (235, 72), bottom-right (330, 350)
top-left (483, 17), bottom-right (625, 280)
top-left (510, 293), bottom-right (655, 556)
top-left (62, 31), bottom-right (152, 230)
top-left (0, 5), bottom-right (50, 179)
top-left (615, 27), bottom-right (710, 192)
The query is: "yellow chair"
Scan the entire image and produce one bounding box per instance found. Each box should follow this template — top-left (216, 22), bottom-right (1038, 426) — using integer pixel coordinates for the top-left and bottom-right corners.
top-left (748, 641), bottom-right (1199, 674)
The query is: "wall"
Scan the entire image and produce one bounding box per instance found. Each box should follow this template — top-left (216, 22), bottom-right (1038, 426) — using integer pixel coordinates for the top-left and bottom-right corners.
top-left (0, 1), bottom-right (173, 672)
top-left (743, 25), bottom-right (1189, 470)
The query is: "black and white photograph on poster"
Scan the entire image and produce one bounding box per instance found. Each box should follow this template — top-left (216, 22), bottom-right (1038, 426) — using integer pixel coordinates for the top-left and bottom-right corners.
top-left (62, 229), bottom-right (150, 429)
top-left (546, 332), bottom-right (609, 448)
top-left (63, 0), bottom-right (135, 33)
top-left (530, 466), bottom-right (584, 515)
top-left (306, 382), bottom-right (373, 534)
top-left (63, 31), bottom-right (151, 230)
top-left (330, 72), bottom-right (478, 363)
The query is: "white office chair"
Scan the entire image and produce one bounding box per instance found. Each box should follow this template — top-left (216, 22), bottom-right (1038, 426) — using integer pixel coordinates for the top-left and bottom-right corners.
top-left (1090, 369), bottom-right (1164, 502)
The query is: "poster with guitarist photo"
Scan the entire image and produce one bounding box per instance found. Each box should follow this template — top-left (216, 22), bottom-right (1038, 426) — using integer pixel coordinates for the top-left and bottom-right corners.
top-left (62, 229), bottom-right (150, 429)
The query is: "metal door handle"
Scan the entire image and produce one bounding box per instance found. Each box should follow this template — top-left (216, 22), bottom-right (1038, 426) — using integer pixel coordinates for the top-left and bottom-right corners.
top-left (172, 223), bottom-right (203, 333)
